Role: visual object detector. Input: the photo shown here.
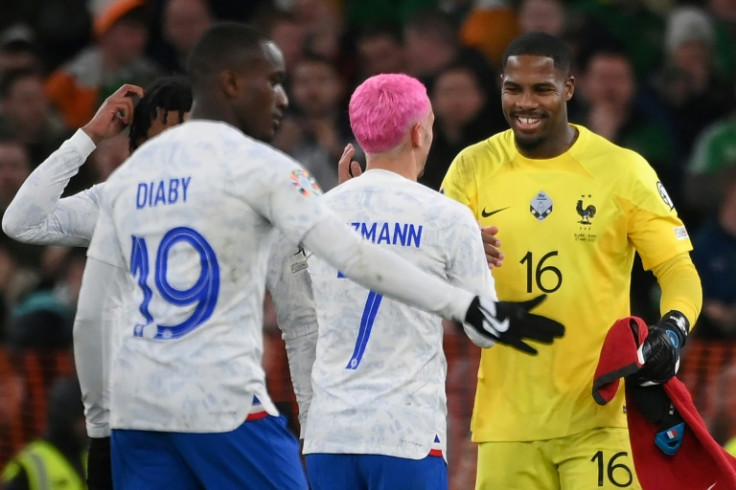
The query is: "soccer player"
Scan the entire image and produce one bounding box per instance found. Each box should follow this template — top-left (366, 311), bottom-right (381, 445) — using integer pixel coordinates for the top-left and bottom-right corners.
top-left (441, 32), bottom-right (703, 490)
top-left (303, 73), bottom-right (555, 490)
top-left (73, 22), bottom-right (564, 489)
top-left (2, 76), bottom-right (191, 490)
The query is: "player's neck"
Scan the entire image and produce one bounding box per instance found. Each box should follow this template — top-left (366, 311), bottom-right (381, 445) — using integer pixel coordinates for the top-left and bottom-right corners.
top-left (365, 151), bottom-right (419, 181)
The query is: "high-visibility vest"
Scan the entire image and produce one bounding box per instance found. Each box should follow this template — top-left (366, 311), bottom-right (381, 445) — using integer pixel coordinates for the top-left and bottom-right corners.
top-left (1, 440), bottom-right (85, 490)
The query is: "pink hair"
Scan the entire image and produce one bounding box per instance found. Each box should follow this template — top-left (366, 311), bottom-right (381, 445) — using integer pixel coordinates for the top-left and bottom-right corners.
top-left (349, 73), bottom-right (430, 154)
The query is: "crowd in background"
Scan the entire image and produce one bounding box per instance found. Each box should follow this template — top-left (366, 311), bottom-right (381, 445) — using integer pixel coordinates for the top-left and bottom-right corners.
top-left (1, 0), bottom-right (736, 485)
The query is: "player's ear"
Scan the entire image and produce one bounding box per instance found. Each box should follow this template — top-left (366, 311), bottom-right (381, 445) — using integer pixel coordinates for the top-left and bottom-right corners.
top-left (219, 69), bottom-right (240, 99)
top-left (565, 75), bottom-right (575, 101)
top-left (410, 122), bottom-right (422, 149)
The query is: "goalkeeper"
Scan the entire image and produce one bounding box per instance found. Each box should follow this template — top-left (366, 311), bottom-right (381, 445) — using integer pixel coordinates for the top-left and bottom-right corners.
top-left (440, 32), bottom-right (702, 489)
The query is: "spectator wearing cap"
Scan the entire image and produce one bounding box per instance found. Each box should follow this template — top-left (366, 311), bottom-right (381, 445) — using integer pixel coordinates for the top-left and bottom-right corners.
top-left (648, 5), bottom-right (736, 161)
top-left (44, 0), bottom-right (162, 129)
top-left (0, 25), bottom-right (42, 76)
top-left (0, 67), bottom-right (71, 163)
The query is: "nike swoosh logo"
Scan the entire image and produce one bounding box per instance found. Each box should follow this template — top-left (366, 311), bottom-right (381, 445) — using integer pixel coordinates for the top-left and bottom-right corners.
top-left (481, 206), bottom-right (509, 218)
top-left (487, 316), bottom-right (510, 334)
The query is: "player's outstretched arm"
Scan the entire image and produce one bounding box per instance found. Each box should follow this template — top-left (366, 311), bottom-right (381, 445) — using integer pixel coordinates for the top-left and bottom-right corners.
top-left (2, 84), bottom-right (144, 246)
top-left (300, 218), bottom-right (565, 349)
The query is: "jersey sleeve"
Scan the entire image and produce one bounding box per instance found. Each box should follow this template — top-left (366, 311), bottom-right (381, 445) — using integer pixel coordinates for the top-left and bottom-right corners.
top-left (225, 141), bottom-right (325, 248)
top-left (624, 155), bottom-right (693, 271)
top-left (2, 129), bottom-right (100, 246)
top-left (265, 239), bottom-right (318, 436)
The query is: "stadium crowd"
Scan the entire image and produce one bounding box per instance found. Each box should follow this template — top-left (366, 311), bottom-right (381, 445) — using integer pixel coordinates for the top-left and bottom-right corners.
top-left (0, 0), bottom-right (735, 488)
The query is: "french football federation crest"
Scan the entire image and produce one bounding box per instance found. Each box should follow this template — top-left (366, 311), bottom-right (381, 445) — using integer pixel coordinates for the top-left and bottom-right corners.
top-left (576, 195), bottom-right (596, 225)
top-left (530, 191), bottom-right (553, 221)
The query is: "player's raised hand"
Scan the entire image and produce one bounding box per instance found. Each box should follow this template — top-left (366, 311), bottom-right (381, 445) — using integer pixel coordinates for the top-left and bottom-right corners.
top-left (480, 225), bottom-right (504, 268)
top-left (82, 84), bottom-right (144, 145)
top-left (462, 295), bottom-right (565, 354)
top-left (337, 143), bottom-right (363, 185)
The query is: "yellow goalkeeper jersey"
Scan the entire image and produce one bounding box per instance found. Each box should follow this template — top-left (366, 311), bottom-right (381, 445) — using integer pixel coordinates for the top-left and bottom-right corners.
top-left (441, 124), bottom-right (693, 442)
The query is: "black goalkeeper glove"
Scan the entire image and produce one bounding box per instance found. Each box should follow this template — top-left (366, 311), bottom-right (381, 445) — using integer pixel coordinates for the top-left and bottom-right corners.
top-left (635, 310), bottom-right (690, 386)
top-left (463, 295), bottom-right (565, 354)
top-left (87, 436), bottom-right (113, 490)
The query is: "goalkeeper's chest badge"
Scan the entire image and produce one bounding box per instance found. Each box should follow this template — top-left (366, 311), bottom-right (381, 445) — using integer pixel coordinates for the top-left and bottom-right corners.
top-left (530, 190), bottom-right (553, 221)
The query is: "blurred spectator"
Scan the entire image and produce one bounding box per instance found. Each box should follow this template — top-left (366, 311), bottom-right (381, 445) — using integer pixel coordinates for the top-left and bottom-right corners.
top-left (256, 8), bottom-right (308, 73)
top-left (44, 0), bottom-right (161, 129)
top-left (273, 54), bottom-right (356, 190)
top-left (0, 137), bottom-right (31, 214)
top-left (459, 0), bottom-right (519, 68)
top-left (1, 377), bottom-right (87, 490)
top-left (517, 0), bottom-right (566, 36)
top-left (295, 0), bottom-right (345, 62)
top-left (147, 0), bottom-right (214, 74)
top-left (0, 138), bottom-right (46, 272)
top-left (648, 5), bottom-right (735, 160)
top-left (684, 98), bottom-right (736, 218)
top-left (2, 0), bottom-right (92, 73)
top-left (0, 235), bottom-right (39, 343)
top-left (691, 165), bottom-right (736, 340)
top-left (422, 63), bottom-right (504, 190)
top-left (355, 22), bottom-right (406, 78)
top-left (0, 26), bottom-right (43, 76)
top-left (404, 7), bottom-right (494, 92)
top-left (0, 68), bottom-right (70, 164)
top-left (567, 0), bottom-right (666, 81)
top-left (6, 299), bottom-right (73, 351)
top-left (5, 247), bottom-right (84, 350)
top-left (574, 40), bottom-right (678, 195)
top-left (344, 0), bottom-right (438, 27)
top-left (706, 0), bottom-right (736, 83)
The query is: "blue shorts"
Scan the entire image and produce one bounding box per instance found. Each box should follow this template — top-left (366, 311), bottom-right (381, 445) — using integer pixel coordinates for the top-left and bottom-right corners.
top-left (305, 453), bottom-right (448, 490)
top-left (111, 415), bottom-right (307, 489)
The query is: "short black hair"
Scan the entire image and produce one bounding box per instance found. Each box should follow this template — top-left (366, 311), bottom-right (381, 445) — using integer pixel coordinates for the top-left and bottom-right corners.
top-left (129, 75), bottom-right (192, 152)
top-left (502, 32), bottom-right (572, 75)
top-left (186, 22), bottom-right (268, 92)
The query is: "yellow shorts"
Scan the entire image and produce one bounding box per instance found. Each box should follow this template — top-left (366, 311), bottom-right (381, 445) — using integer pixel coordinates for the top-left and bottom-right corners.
top-left (475, 427), bottom-right (641, 490)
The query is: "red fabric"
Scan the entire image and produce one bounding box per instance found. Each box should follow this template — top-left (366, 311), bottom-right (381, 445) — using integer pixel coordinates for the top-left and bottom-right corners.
top-left (594, 317), bottom-right (736, 490)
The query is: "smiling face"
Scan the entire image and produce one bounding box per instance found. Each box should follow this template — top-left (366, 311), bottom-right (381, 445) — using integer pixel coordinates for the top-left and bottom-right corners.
top-left (501, 54), bottom-right (574, 158)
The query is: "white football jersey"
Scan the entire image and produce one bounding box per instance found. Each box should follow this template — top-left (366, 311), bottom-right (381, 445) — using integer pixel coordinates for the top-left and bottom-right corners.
top-left (303, 169), bottom-right (496, 460)
top-left (87, 120), bottom-right (326, 432)
top-left (2, 129), bottom-right (102, 246)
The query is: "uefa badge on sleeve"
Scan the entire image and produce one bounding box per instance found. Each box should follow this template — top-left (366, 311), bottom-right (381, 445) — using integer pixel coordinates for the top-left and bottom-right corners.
top-left (291, 169), bottom-right (323, 198)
